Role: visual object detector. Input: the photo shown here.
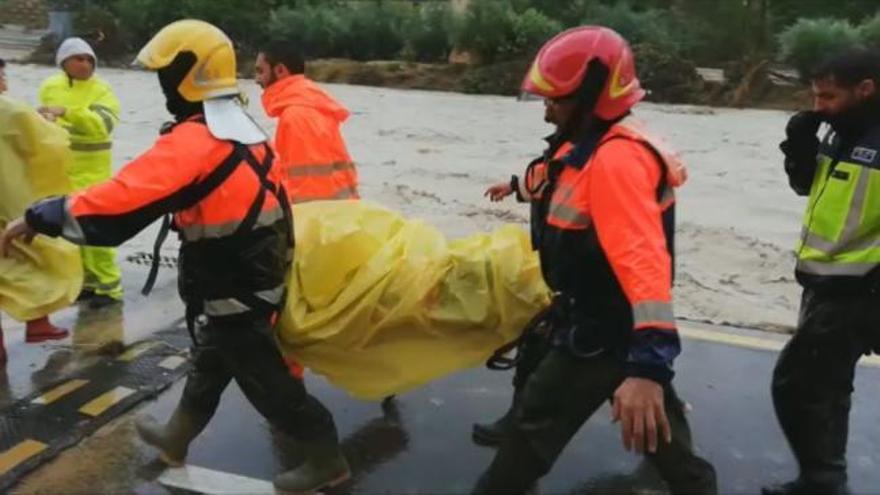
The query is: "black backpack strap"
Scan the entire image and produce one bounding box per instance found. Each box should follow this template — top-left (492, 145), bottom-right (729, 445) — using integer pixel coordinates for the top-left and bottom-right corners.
top-left (236, 143), bottom-right (294, 247)
top-left (234, 144), bottom-right (269, 237)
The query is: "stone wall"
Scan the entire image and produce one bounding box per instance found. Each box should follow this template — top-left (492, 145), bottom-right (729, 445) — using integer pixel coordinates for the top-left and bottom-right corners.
top-left (0, 0), bottom-right (49, 29)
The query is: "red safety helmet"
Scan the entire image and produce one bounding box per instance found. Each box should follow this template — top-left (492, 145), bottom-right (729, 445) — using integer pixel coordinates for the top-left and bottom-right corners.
top-left (522, 26), bottom-right (645, 121)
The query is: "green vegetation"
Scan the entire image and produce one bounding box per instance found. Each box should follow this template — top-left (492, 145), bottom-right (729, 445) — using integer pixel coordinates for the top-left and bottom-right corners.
top-left (56, 0), bottom-right (879, 101)
top-left (778, 18), bottom-right (861, 81)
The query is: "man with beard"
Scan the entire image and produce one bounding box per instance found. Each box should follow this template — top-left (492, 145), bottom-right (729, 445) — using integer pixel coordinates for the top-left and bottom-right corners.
top-left (254, 41), bottom-right (358, 203)
top-left (39, 38), bottom-right (123, 308)
top-left (471, 26), bottom-right (716, 494)
top-left (764, 49), bottom-right (880, 495)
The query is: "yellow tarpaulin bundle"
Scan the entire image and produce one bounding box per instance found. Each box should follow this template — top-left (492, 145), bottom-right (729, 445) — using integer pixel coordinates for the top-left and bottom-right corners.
top-left (0, 96), bottom-right (82, 321)
top-left (278, 200), bottom-right (550, 400)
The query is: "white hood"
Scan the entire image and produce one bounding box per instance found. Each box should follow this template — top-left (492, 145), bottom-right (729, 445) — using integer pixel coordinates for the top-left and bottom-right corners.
top-left (55, 37), bottom-right (97, 68)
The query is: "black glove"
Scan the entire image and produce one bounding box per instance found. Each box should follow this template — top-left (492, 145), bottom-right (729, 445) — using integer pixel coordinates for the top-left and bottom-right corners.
top-left (780, 111), bottom-right (823, 195)
top-left (784, 111), bottom-right (822, 147)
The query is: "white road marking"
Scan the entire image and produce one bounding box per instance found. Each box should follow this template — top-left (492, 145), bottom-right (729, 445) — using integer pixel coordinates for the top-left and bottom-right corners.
top-left (158, 464), bottom-right (275, 494)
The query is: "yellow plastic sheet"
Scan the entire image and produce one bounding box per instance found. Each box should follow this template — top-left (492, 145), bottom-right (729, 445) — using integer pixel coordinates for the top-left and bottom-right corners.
top-left (0, 96), bottom-right (82, 321)
top-left (278, 201), bottom-right (550, 400)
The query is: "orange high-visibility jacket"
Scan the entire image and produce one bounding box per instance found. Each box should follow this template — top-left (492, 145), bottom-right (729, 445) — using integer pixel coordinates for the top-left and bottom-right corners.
top-left (538, 117), bottom-right (686, 383)
top-left (262, 75), bottom-right (358, 203)
top-left (24, 116), bottom-right (291, 319)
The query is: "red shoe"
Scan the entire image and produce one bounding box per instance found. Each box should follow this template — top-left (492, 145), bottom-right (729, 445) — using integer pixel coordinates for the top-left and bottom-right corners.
top-left (25, 317), bottom-right (69, 343)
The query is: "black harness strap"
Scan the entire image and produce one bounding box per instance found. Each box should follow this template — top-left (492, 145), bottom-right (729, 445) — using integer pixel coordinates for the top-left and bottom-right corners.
top-left (236, 144), bottom-right (294, 246)
top-left (140, 144), bottom-right (249, 296)
top-left (141, 214), bottom-right (172, 296)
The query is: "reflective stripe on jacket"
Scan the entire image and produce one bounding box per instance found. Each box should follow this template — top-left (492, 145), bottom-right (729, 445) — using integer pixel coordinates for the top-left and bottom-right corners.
top-left (39, 72), bottom-right (119, 190)
top-left (262, 75), bottom-right (358, 203)
top-left (796, 125), bottom-right (880, 292)
top-left (39, 72), bottom-right (119, 150)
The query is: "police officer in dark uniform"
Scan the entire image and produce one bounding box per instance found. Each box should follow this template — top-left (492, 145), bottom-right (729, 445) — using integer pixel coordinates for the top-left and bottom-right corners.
top-left (765, 49), bottom-right (880, 495)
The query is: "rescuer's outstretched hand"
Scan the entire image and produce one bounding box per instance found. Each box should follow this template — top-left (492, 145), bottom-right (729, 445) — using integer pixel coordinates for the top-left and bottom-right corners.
top-left (484, 182), bottom-right (514, 202)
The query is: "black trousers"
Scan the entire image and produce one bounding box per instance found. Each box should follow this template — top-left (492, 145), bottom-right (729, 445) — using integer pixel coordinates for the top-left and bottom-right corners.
top-left (178, 312), bottom-right (338, 443)
top-left (771, 288), bottom-right (879, 486)
top-left (473, 349), bottom-right (717, 494)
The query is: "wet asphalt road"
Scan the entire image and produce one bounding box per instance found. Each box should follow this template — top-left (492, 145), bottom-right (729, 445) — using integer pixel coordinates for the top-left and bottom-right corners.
top-left (4, 264), bottom-right (880, 493)
top-left (10, 330), bottom-right (880, 494)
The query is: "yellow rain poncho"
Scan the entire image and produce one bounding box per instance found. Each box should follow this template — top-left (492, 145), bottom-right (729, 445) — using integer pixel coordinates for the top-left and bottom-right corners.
top-left (0, 96), bottom-right (82, 321)
top-left (278, 201), bottom-right (551, 400)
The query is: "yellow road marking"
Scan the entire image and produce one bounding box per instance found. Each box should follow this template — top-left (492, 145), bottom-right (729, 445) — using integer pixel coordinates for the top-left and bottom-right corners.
top-left (32, 379), bottom-right (89, 406)
top-left (158, 355), bottom-right (187, 370)
top-left (117, 341), bottom-right (160, 362)
top-left (679, 326), bottom-right (880, 368)
top-left (0, 440), bottom-right (47, 475)
top-left (78, 386), bottom-right (136, 417)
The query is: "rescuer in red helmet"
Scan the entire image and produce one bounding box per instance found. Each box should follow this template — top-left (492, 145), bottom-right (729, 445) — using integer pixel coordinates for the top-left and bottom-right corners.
top-left (471, 26), bottom-right (717, 494)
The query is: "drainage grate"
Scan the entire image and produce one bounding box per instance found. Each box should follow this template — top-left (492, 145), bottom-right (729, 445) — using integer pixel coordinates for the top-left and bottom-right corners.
top-left (125, 251), bottom-right (178, 268)
top-left (0, 330), bottom-right (191, 491)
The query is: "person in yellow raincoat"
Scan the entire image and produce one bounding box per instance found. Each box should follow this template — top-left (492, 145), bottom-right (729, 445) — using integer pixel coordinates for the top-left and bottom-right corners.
top-left (39, 38), bottom-right (122, 309)
top-left (0, 60), bottom-right (82, 364)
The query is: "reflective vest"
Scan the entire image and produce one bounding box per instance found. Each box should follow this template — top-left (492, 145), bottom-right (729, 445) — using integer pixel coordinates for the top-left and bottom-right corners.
top-left (515, 140), bottom-right (572, 249)
top-left (537, 117), bottom-right (687, 382)
top-left (39, 73), bottom-right (119, 189)
top-left (262, 75), bottom-right (359, 203)
top-left (547, 121), bottom-right (681, 233)
top-left (797, 126), bottom-right (880, 284)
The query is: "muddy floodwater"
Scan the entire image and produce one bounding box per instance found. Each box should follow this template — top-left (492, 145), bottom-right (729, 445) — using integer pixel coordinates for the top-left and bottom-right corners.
top-left (6, 63), bottom-right (803, 332)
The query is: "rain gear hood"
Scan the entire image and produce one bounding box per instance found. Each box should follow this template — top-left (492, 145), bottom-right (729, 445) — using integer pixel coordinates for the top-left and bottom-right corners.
top-left (261, 75), bottom-right (358, 203)
top-left (55, 37), bottom-right (97, 68)
top-left (262, 75), bottom-right (350, 123)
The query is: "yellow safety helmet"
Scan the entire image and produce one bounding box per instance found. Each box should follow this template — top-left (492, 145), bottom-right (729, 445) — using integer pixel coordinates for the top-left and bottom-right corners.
top-left (135, 19), bottom-right (239, 102)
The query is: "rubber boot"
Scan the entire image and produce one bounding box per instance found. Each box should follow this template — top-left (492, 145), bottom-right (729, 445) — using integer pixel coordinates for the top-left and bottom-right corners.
top-left (762, 478), bottom-right (850, 495)
top-left (25, 317), bottom-right (69, 343)
top-left (772, 385), bottom-right (850, 495)
top-left (135, 408), bottom-right (206, 466)
top-left (273, 439), bottom-right (351, 494)
top-left (472, 390), bottom-right (521, 446)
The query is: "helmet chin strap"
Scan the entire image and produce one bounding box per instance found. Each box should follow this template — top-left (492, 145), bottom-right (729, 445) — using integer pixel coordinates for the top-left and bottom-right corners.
top-left (158, 51), bottom-right (204, 121)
